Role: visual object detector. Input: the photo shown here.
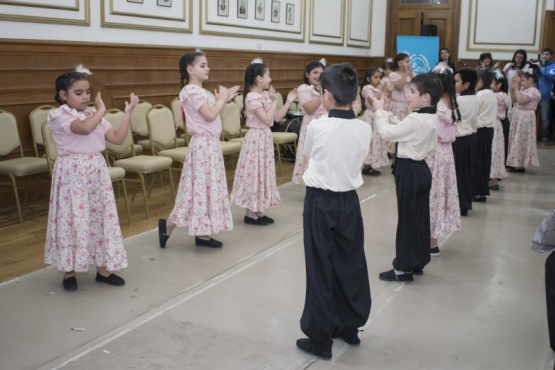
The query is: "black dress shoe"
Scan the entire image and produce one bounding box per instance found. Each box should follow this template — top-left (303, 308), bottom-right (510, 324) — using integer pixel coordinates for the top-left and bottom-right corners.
top-left (260, 215), bottom-right (275, 224)
top-left (488, 184), bottom-right (499, 191)
top-left (158, 219), bottom-right (169, 248)
top-left (96, 272), bottom-right (125, 286)
top-left (244, 216), bottom-right (269, 226)
top-left (508, 167), bottom-right (525, 173)
top-left (379, 269), bottom-right (413, 282)
top-left (195, 237), bottom-right (223, 248)
top-left (413, 270), bottom-right (424, 275)
top-left (296, 338), bottom-right (332, 360)
top-left (63, 276), bottom-right (78, 292)
top-left (430, 246), bottom-right (440, 256)
top-left (337, 330), bottom-right (361, 345)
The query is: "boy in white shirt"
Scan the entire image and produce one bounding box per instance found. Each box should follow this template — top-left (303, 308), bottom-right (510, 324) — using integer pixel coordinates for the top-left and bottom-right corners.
top-left (473, 69), bottom-right (497, 202)
top-left (297, 63), bottom-right (372, 360)
top-left (373, 72), bottom-right (440, 282)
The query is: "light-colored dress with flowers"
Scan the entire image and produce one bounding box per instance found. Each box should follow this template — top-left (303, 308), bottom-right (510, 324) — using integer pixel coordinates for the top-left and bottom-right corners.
top-left (231, 91), bottom-right (280, 212)
top-left (291, 84), bottom-right (328, 184)
top-left (506, 87), bottom-right (541, 168)
top-left (361, 84), bottom-right (389, 168)
top-left (490, 92), bottom-right (509, 179)
top-left (428, 101), bottom-right (461, 240)
top-left (45, 105), bottom-right (127, 272)
top-left (168, 85), bottom-right (233, 235)
top-left (387, 71), bottom-right (412, 153)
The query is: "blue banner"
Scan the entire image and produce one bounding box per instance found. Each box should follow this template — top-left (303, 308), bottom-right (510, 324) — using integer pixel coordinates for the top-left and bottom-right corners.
top-left (396, 36), bottom-right (440, 75)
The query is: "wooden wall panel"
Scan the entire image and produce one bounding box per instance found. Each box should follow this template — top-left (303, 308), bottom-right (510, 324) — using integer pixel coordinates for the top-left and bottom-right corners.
top-left (0, 39), bottom-right (380, 209)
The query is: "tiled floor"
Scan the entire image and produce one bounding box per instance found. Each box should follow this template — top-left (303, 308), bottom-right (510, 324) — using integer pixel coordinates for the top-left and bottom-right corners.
top-left (1, 150), bottom-right (554, 370)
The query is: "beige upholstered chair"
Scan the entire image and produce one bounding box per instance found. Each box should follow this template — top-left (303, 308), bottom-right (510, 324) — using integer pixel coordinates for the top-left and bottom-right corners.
top-left (29, 105), bottom-right (56, 157)
top-left (146, 104), bottom-right (189, 168)
top-left (221, 102), bottom-right (244, 144)
top-left (233, 94), bottom-right (244, 113)
top-left (133, 100), bottom-right (185, 152)
top-left (104, 108), bottom-right (143, 161)
top-left (272, 130), bottom-right (298, 176)
top-left (41, 121), bottom-right (132, 225)
top-left (170, 97), bottom-right (191, 146)
top-left (0, 110), bottom-right (49, 223)
top-left (105, 109), bottom-right (175, 219)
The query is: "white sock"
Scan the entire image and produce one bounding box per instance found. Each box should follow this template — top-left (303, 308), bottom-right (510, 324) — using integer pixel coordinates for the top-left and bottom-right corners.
top-left (394, 269), bottom-right (409, 275)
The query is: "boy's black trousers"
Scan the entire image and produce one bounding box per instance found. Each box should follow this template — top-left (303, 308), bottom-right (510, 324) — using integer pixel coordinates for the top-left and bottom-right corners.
top-left (300, 187), bottom-right (371, 346)
top-left (392, 158), bottom-right (432, 272)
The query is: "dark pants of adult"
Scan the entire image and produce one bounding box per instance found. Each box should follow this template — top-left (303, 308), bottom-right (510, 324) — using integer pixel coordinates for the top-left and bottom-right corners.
top-left (452, 133), bottom-right (477, 212)
top-left (546, 252), bottom-right (555, 351)
top-left (301, 187), bottom-right (371, 347)
top-left (502, 118), bottom-right (510, 163)
top-left (392, 158), bottom-right (432, 272)
top-left (472, 127), bottom-right (493, 197)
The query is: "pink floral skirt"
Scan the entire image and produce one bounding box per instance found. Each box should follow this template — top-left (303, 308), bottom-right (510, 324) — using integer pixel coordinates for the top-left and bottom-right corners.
top-left (292, 120), bottom-right (309, 184)
top-left (231, 128), bottom-right (280, 212)
top-left (506, 108), bottom-right (539, 168)
top-left (363, 110), bottom-right (389, 168)
top-left (168, 135), bottom-right (233, 236)
top-left (490, 119), bottom-right (507, 179)
top-left (428, 143), bottom-right (461, 240)
top-left (45, 153), bottom-right (127, 272)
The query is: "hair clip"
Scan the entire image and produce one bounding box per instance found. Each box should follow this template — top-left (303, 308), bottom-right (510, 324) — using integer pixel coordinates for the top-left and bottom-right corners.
top-left (319, 58), bottom-right (327, 67)
top-left (251, 58), bottom-right (264, 64)
top-left (75, 64), bottom-right (93, 76)
top-left (522, 65), bottom-right (534, 75)
top-left (385, 58), bottom-right (393, 63)
top-left (431, 62), bottom-right (453, 75)
top-left (493, 68), bottom-right (505, 80)
top-left (195, 48), bottom-right (203, 53)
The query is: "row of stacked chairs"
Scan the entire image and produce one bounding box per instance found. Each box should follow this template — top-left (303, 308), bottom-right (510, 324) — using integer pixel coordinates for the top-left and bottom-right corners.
top-left (0, 93), bottom-right (298, 224)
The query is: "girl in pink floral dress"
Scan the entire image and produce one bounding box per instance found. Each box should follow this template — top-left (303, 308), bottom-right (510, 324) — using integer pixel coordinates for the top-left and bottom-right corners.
top-left (292, 60), bottom-right (327, 184)
top-left (159, 50), bottom-right (239, 249)
top-left (388, 53), bottom-right (414, 154)
top-left (231, 59), bottom-right (297, 225)
top-left (488, 70), bottom-right (509, 190)
top-left (506, 70), bottom-right (541, 172)
top-left (428, 64), bottom-right (461, 256)
top-left (361, 68), bottom-right (389, 176)
top-left (46, 66), bottom-right (138, 291)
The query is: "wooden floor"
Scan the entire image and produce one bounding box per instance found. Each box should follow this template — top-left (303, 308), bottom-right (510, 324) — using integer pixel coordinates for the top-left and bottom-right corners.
top-left (0, 158), bottom-right (296, 283)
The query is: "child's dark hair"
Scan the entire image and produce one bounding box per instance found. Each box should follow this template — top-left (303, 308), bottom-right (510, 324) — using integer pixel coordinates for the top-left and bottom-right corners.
top-left (434, 69), bottom-right (461, 122)
top-left (476, 69), bottom-right (493, 91)
top-left (320, 63), bottom-right (358, 106)
top-left (492, 70), bottom-right (508, 93)
top-left (523, 69), bottom-right (538, 84)
top-left (54, 71), bottom-right (89, 105)
top-left (362, 68), bottom-right (381, 87)
top-left (456, 67), bottom-right (478, 91)
top-left (178, 50), bottom-right (205, 88)
top-left (437, 48), bottom-right (451, 64)
top-left (411, 72), bottom-right (443, 106)
top-left (542, 47), bottom-right (553, 55)
top-left (302, 60), bottom-right (325, 85)
top-left (381, 60), bottom-right (394, 71)
top-left (479, 52), bottom-right (492, 63)
top-left (393, 53), bottom-right (409, 71)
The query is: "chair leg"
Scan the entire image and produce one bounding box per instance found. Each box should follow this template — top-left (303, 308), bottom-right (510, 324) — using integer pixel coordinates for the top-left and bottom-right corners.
top-left (8, 175), bottom-right (23, 223)
top-left (120, 178), bottom-right (131, 225)
top-left (168, 168), bottom-right (176, 201)
top-left (275, 143), bottom-right (283, 176)
top-left (137, 172), bottom-right (149, 219)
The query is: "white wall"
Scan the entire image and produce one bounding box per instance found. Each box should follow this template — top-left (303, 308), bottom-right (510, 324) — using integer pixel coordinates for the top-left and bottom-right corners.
top-left (0, 0), bottom-right (387, 57)
top-left (458, 0), bottom-right (546, 61)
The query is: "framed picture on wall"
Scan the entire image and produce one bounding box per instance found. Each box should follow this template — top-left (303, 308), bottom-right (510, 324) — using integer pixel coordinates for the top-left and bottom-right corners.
top-left (285, 3), bottom-right (294, 25)
top-left (157, 0), bottom-right (171, 6)
top-left (255, 0), bottom-right (265, 20)
top-left (271, 1), bottom-right (280, 23)
top-left (237, 0), bottom-right (248, 19)
top-left (127, 0), bottom-right (143, 3)
top-left (218, 0), bottom-right (230, 17)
